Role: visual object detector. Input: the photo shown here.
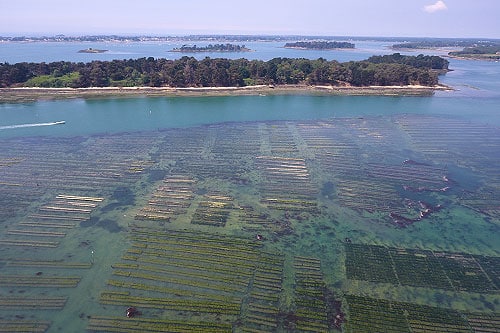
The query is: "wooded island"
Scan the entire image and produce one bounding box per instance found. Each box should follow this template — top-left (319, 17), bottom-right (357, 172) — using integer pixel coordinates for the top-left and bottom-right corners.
top-left (392, 40), bottom-right (500, 60)
top-left (392, 40), bottom-right (497, 49)
top-left (170, 43), bottom-right (251, 53)
top-left (0, 53), bottom-right (448, 89)
top-left (284, 41), bottom-right (355, 49)
top-left (449, 45), bottom-right (500, 60)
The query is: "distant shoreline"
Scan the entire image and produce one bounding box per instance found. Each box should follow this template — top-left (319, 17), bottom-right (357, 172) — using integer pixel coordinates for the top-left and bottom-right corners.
top-left (169, 49), bottom-right (252, 53)
top-left (283, 46), bottom-right (353, 51)
top-left (447, 54), bottom-right (500, 61)
top-left (0, 85), bottom-right (450, 103)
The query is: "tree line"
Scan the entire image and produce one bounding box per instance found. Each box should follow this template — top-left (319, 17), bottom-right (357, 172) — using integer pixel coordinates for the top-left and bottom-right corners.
top-left (366, 53), bottom-right (449, 71)
top-left (0, 54), bottom-right (447, 88)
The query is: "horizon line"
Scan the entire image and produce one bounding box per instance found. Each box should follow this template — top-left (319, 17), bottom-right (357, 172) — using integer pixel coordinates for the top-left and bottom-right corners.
top-left (1, 33), bottom-right (500, 40)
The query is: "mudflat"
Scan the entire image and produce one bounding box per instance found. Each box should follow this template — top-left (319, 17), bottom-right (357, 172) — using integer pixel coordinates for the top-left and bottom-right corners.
top-left (0, 84), bottom-right (449, 102)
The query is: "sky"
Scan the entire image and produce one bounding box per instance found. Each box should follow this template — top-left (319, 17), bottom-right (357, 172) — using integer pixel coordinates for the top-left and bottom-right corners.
top-left (0, 0), bottom-right (499, 38)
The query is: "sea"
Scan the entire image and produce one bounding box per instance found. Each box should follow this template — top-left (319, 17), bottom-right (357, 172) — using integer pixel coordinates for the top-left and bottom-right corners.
top-left (0, 39), bottom-right (499, 332)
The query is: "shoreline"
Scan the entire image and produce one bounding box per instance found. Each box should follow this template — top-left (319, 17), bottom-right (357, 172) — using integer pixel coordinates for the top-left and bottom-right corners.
top-left (283, 46), bottom-right (354, 51)
top-left (0, 84), bottom-right (451, 103)
top-left (447, 54), bottom-right (500, 61)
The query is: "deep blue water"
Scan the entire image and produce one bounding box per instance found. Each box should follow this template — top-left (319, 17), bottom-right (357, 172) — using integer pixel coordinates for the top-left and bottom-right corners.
top-left (0, 40), bottom-right (397, 63)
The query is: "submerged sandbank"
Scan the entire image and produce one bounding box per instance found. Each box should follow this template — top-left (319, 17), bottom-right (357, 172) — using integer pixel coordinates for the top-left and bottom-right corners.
top-left (0, 84), bottom-right (450, 102)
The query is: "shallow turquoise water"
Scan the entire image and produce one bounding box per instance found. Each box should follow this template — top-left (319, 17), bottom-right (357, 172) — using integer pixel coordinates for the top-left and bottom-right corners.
top-left (1, 92), bottom-right (499, 139)
top-left (1, 113), bottom-right (498, 332)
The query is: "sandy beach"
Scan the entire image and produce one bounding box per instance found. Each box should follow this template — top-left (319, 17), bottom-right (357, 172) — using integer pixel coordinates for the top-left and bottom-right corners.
top-left (0, 84), bottom-right (450, 103)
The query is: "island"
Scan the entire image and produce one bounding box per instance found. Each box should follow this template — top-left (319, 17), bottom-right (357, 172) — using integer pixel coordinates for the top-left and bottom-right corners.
top-left (391, 39), bottom-right (500, 60)
top-left (78, 48), bottom-right (108, 53)
top-left (391, 40), bottom-right (493, 50)
top-left (284, 41), bottom-right (354, 49)
top-left (170, 43), bottom-right (251, 53)
top-left (0, 54), bottom-right (450, 102)
top-left (448, 45), bottom-right (500, 61)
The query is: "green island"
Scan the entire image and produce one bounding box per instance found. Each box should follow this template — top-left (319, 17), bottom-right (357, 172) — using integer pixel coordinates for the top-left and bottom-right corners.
top-left (0, 53), bottom-right (448, 91)
top-left (392, 39), bottom-right (500, 61)
top-left (170, 43), bottom-right (251, 53)
top-left (449, 45), bottom-right (500, 60)
top-left (284, 41), bottom-right (355, 49)
top-left (392, 39), bottom-right (499, 49)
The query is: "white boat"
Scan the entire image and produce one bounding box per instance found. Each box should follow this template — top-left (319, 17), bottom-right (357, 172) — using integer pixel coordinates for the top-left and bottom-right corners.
top-left (54, 121), bottom-right (66, 125)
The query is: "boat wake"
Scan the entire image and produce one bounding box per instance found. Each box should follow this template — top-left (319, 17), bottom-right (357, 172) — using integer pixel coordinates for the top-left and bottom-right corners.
top-left (0, 121), bottom-right (65, 130)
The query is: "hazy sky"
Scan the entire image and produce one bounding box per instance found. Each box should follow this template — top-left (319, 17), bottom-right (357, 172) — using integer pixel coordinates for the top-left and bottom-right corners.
top-left (1, 0), bottom-right (498, 38)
